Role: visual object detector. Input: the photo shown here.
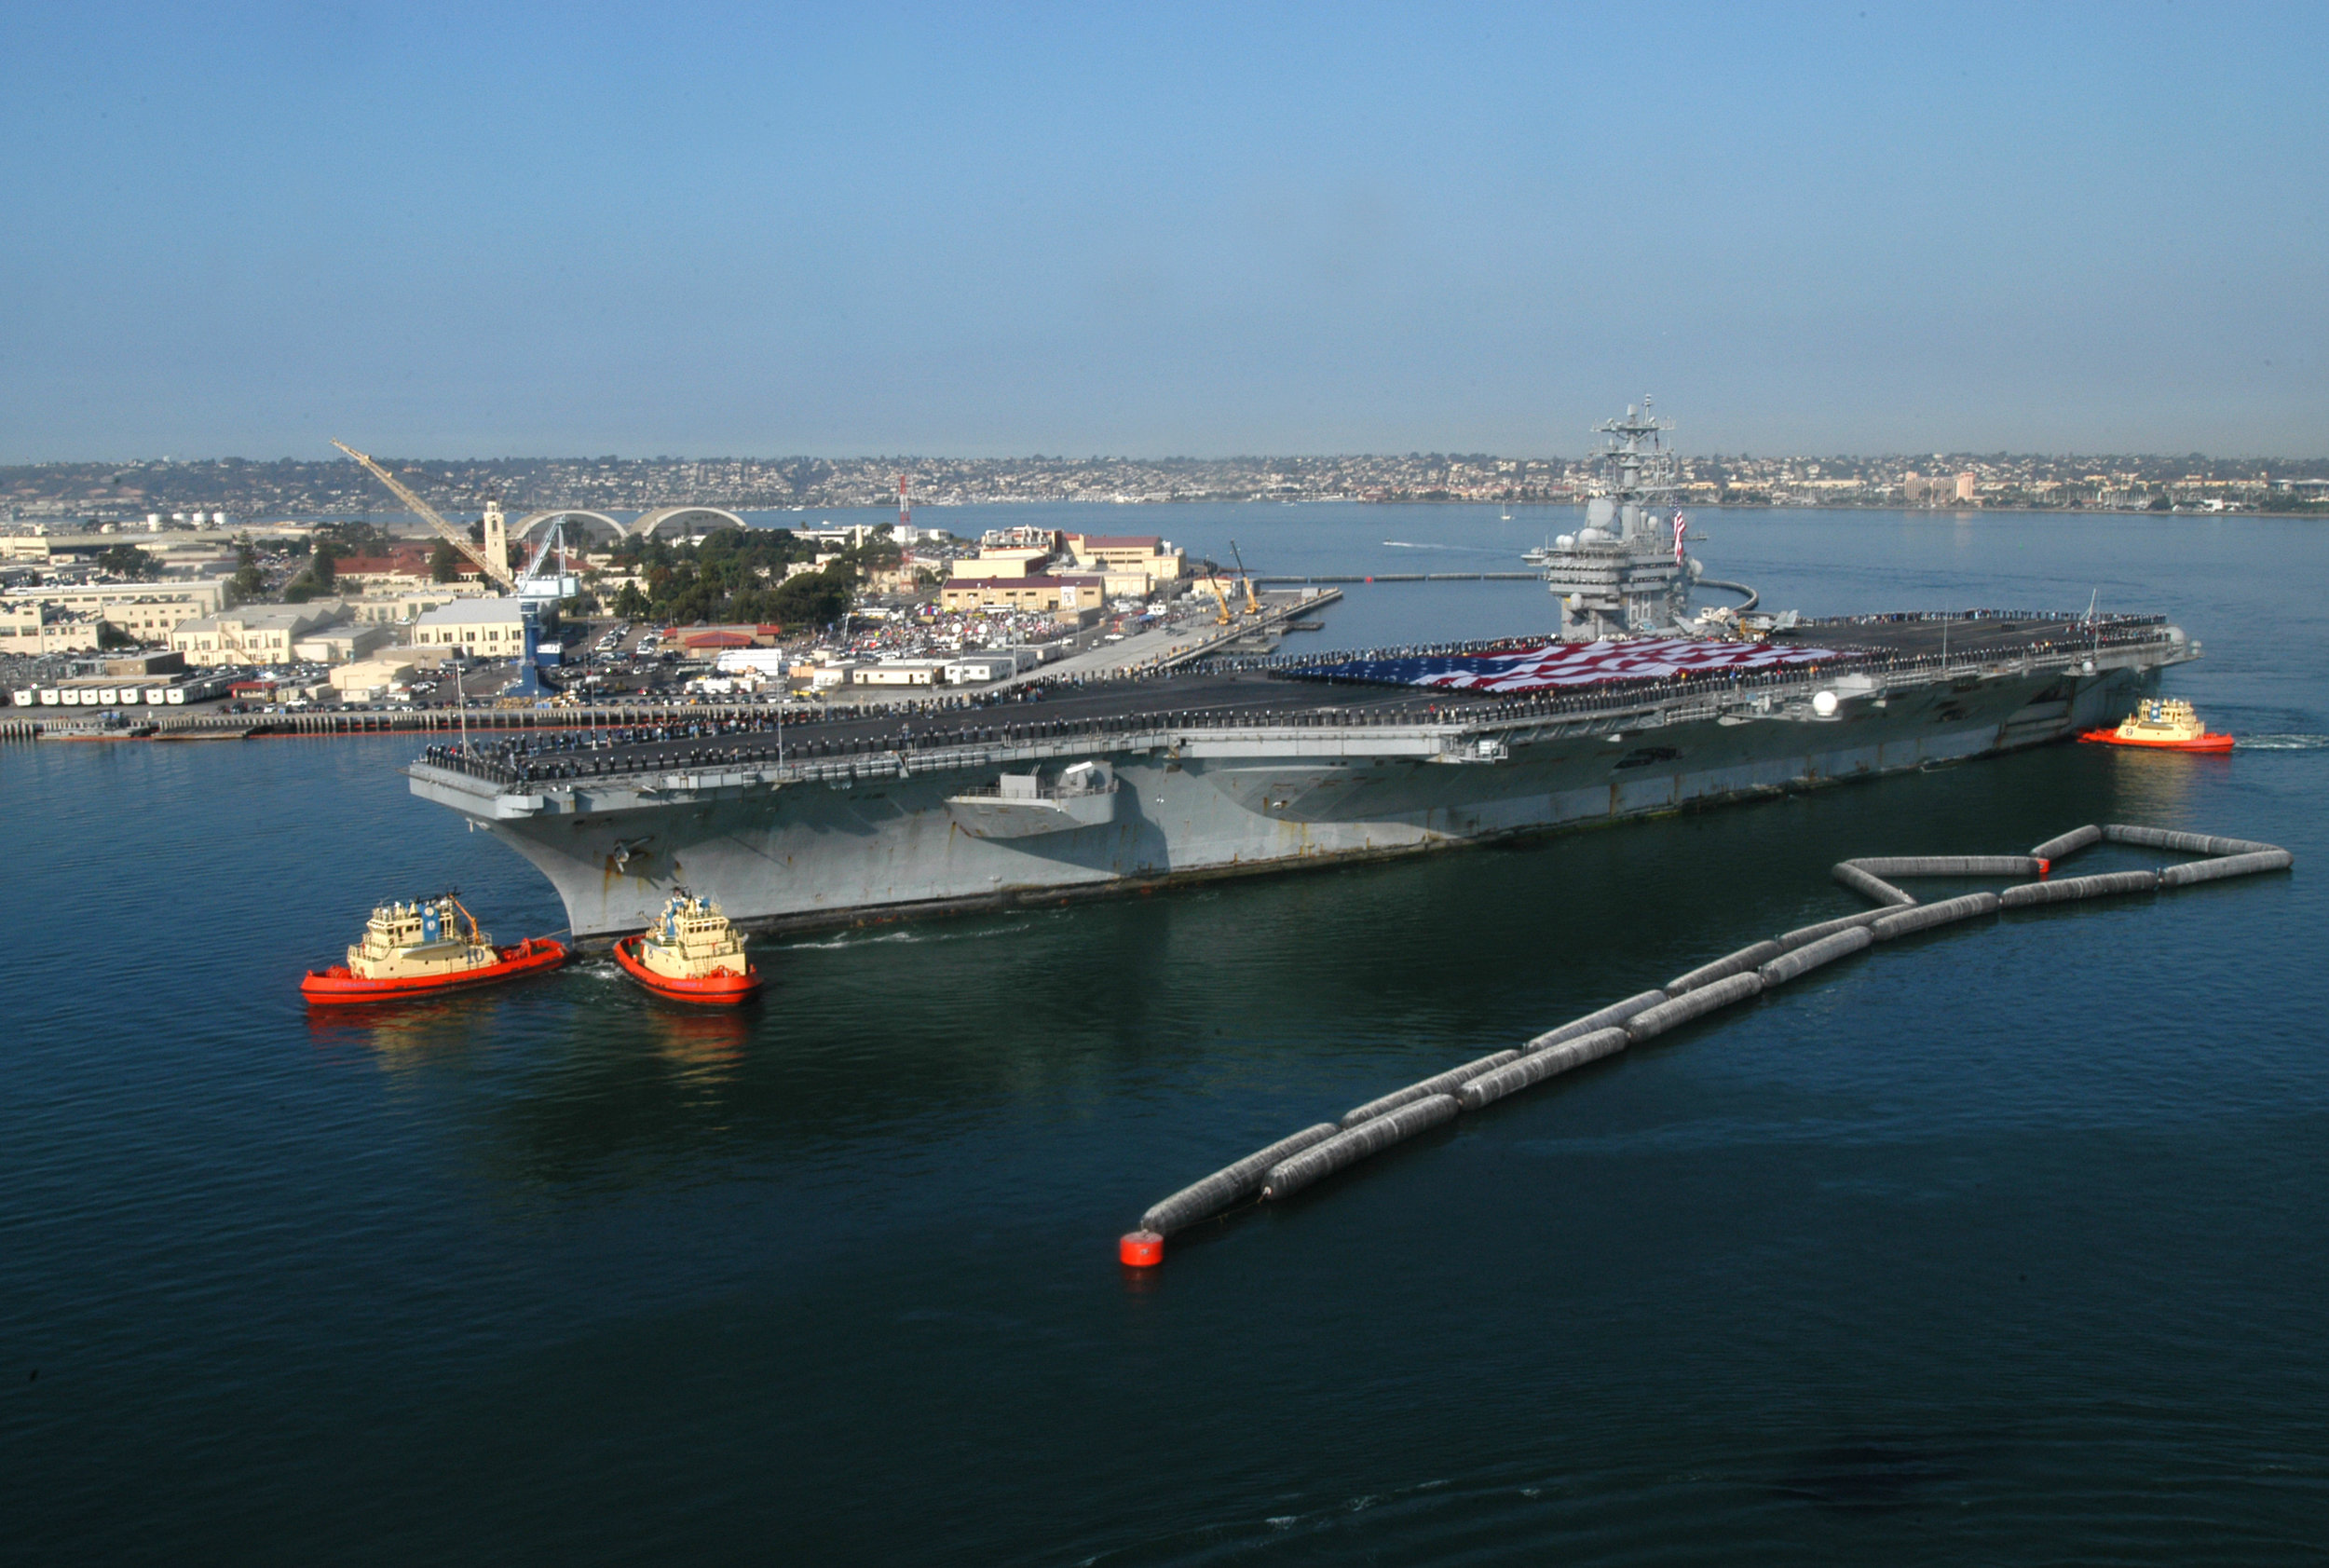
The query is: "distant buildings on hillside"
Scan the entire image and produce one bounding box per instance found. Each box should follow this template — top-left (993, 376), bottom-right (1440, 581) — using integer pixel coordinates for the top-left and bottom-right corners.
top-left (6, 451), bottom-right (2326, 526)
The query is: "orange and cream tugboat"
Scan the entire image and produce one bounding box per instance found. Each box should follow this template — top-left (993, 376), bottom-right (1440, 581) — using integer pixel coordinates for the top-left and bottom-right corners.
top-left (614, 892), bottom-right (762, 1005)
top-left (2078, 697), bottom-right (2235, 753)
top-left (301, 895), bottom-right (566, 1004)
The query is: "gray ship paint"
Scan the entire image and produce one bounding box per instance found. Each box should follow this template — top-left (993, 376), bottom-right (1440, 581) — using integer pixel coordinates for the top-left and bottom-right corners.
top-left (406, 409), bottom-right (2195, 938)
top-left (412, 632), bottom-right (2178, 940)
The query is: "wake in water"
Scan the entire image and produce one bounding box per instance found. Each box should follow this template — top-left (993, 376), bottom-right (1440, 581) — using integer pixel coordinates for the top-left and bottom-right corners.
top-left (1381, 540), bottom-right (1513, 554)
top-left (779, 920), bottom-right (1035, 951)
top-left (2234, 734), bottom-right (2329, 751)
top-left (780, 930), bottom-right (921, 951)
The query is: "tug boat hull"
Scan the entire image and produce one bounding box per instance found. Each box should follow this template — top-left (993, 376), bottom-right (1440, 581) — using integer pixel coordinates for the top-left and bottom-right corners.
top-left (2077, 729), bottom-right (2234, 752)
top-left (613, 934), bottom-right (761, 1005)
top-left (2077, 696), bottom-right (2232, 752)
top-left (301, 938), bottom-right (567, 1003)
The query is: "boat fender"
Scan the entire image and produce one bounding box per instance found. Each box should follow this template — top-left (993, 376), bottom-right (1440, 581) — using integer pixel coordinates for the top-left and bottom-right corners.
top-left (1758, 925), bottom-right (1873, 987)
top-left (1771, 909), bottom-right (1891, 952)
top-left (1665, 941), bottom-right (1783, 997)
top-left (1138, 1123), bottom-right (1341, 1236)
top-left (1848, 855), bottom-right (2044, 879)
top-left (2102, 825), bottom-right (2279, 858)
top-left (1340, 1050), bottom-right (1521, 1129)
top-left (1624, 972), bottom-right (1764, 1043)
top-left (1869, 892), bottom-right (2001, 939)
top-left (1260, 1096), bottom-right (1458, 1202)
top-left (2029, 825), bottom-right (2103, 863)
top-left (1832, 863), bottom-right (1916, 907)
top-left (2158, 849), bottom-right (2295, 888)
top-left (1997, 870), bottom-right (2158, 908)
top-left (1457, 1028), bottom-right (1628, 1111)
top-left (1524, 989), bottom-right (1668, 1052)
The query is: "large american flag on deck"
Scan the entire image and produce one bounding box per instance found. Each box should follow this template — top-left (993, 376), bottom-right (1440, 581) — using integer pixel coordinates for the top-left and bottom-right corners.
top-left (1299, 637), bottom-right (1857, 694)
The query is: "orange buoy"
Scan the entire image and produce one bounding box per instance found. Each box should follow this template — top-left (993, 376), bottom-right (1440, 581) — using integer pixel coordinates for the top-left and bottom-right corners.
top-left (1119, 1230), bottom-right (1164, 1267)
top-left (2036, 857), bottom-right (2051, 879)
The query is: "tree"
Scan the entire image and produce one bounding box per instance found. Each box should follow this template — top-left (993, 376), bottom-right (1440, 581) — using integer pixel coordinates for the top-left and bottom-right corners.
top-left (770, 563), bottom-right (852, 626)
top-left (313, 521), bottom-right (389, 557)
top-left (226, 564), bottom-right (266, 607)
top-left (282, 544), bottom-right (335, 603)
top-left (97, 544), bottom-right (159, 579)
top-left (429, 539), bottom-right (462, 583)
top-left (610, 581), bottom-right (651, 620)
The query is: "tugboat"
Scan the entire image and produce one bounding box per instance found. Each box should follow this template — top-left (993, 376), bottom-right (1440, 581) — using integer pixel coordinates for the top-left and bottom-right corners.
top-left (301, 895), bottom-right (566, 1003)
top-left (2078, 697), bottom-right (2235, 753)
top-left (613, 891), bottom-right (761, 1004)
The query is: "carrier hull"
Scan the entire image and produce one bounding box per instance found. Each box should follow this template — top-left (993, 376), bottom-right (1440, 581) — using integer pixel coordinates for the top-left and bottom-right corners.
top-left (411, 638), bottom-right (2181, 942)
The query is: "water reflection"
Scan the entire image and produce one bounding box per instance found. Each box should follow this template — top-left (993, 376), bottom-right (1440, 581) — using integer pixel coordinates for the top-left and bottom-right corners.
top-left (2091, 743), bottom-right (2227, 819)
top-left (643, 1006), bottom-right (751, 1081)
top-left (364, 745), bottom-right (2172, 1190)
top-left (302, 983), bottom-right (554, 1062)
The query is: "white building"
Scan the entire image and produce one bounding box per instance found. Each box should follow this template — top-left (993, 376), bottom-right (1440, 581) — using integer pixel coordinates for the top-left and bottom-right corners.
top-left (411, 598), bottom-right (526, 657)
top-left (4, 579), bottom-right (228, 643)
top-left (0, 603), bottom-right (101, 655)
top-left (346, 585), bottom-right (494, 625)
top-left (293, 622), bottom-right (394, 664)
top-left (169, 603), bottom-right (350, 667)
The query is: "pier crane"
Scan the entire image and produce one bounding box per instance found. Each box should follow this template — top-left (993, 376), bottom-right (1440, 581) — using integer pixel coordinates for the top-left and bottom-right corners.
top-left (333, 439), bottom-right (560, 698)
top-left (1228, 539), bottom-right (1261, 617)
top-left (1202, 572), bottom-right (1233, 625)
top-left (331, 441), bottom-right (515, 589)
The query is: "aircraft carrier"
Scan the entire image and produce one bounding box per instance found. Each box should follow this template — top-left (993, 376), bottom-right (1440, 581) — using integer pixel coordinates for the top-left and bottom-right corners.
top-left (406, 406), bottom-right (2200, 940)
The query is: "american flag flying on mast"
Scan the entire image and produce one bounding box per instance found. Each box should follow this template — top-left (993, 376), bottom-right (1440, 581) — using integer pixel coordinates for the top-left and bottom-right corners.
top-left (1672, 511), bottom-right (1688, 566)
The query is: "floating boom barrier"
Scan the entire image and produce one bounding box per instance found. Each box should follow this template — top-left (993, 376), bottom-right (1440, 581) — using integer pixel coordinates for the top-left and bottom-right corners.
top-left (1118, 822), bottom-right (2293, 1265)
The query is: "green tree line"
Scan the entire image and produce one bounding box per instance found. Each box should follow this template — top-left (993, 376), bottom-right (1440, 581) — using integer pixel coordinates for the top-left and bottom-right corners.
top-left (604, 528), bottom-right (901, 630)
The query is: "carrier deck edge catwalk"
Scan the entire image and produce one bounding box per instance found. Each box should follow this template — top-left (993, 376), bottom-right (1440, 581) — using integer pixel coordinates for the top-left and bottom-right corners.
top-left (405, 404), bottom-right (2201, 941)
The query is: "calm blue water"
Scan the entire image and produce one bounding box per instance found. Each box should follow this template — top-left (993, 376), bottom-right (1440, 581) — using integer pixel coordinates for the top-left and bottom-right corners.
top-left (6, 508), bottom-right (2325, 1563)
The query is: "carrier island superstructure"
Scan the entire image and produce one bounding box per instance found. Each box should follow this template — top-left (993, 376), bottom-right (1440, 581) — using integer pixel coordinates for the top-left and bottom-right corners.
top-left (406, 407), bottom-right (2200, 940)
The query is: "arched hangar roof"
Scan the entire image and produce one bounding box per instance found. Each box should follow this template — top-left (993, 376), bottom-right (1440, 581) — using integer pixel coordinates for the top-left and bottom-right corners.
top-left (511, 511), bottom-right (628, 548)
top-left (632, 506), bottom-right (749, 541)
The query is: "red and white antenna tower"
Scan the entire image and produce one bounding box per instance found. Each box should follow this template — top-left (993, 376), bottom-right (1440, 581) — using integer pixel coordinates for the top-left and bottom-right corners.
top-left (897, 473), bottom-right (911, 535)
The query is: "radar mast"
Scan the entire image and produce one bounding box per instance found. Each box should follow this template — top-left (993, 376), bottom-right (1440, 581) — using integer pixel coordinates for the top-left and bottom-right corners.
top-left (1529, 396), bottom-right (1694, 639)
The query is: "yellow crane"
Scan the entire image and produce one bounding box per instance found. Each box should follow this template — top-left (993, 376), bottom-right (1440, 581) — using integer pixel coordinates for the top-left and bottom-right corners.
top-left (331, 440), bottom-right (515, 591)
top-left (1201, 572), bottom-right (1233, 625)
top-left (1228, 539), bottom-right (1261, 616)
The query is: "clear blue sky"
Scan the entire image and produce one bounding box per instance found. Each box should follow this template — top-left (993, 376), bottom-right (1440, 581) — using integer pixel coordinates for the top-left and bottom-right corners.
top-left (3, 1), bottom-right (2322, 461)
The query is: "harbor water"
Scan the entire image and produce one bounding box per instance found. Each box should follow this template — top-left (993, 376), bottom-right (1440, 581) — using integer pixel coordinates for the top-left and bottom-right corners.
top-left (6, 507), bottom-right (2326, 1563)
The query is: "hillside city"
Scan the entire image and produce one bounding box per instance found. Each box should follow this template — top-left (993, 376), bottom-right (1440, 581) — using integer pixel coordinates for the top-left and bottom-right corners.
top-left (7, 449), bottom-right (2329, 525)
